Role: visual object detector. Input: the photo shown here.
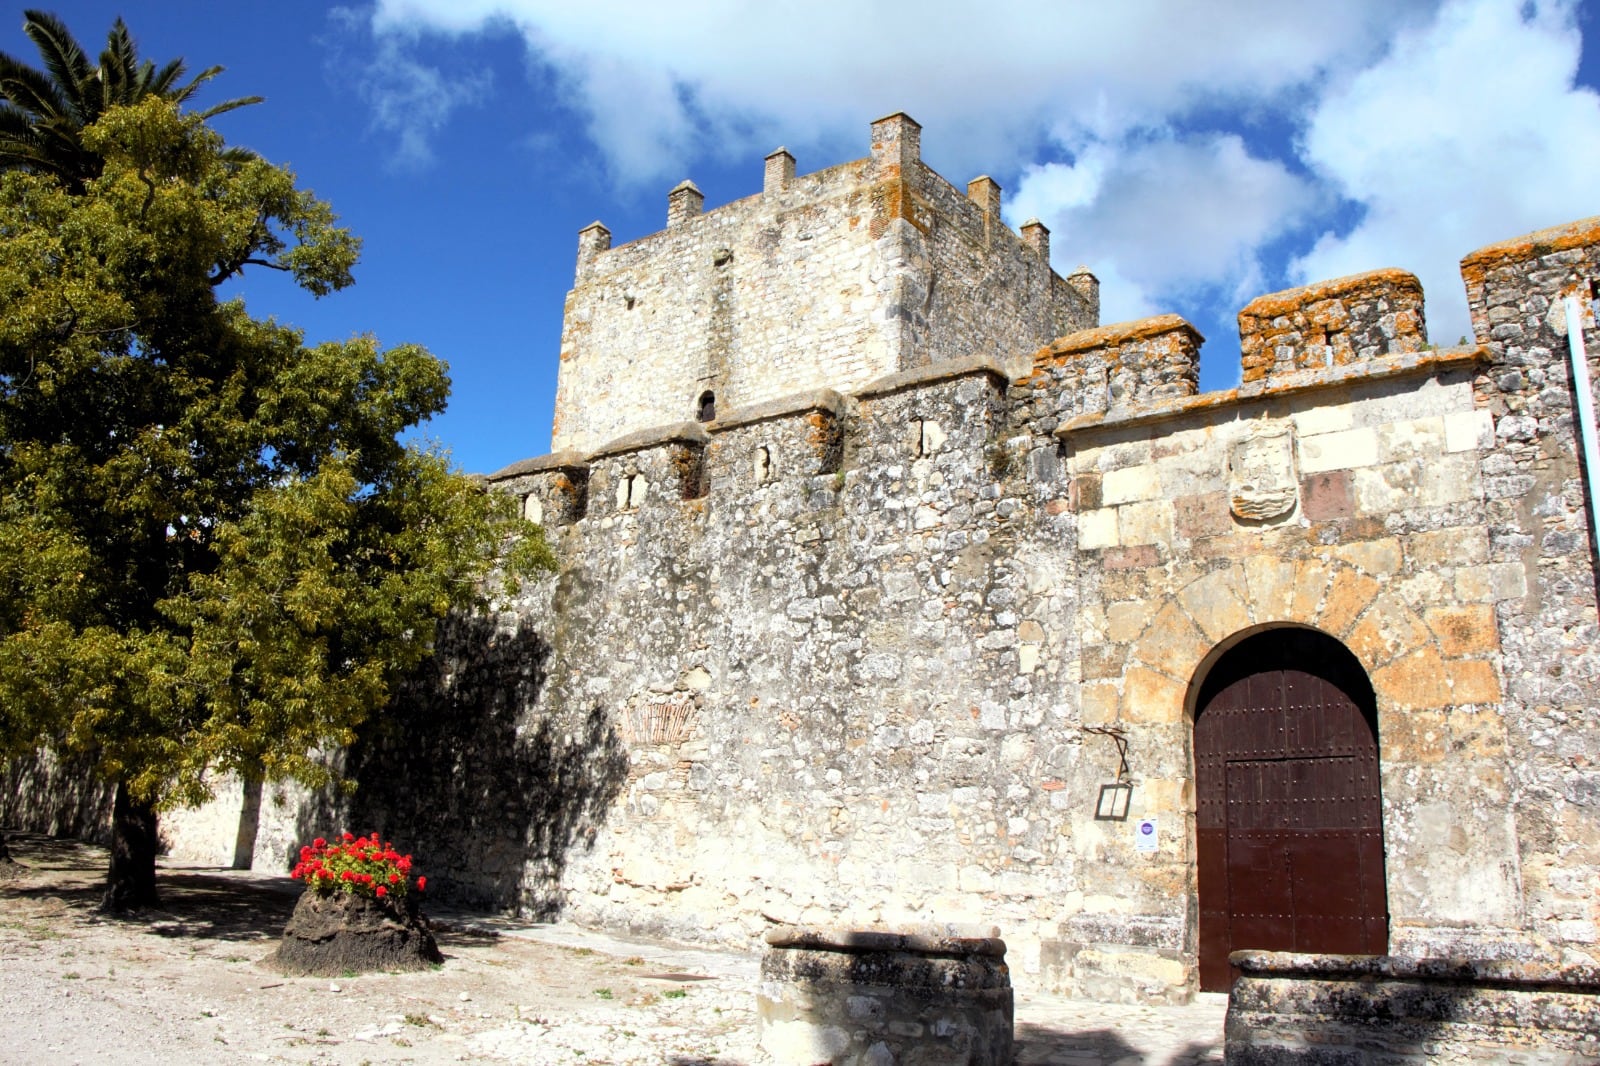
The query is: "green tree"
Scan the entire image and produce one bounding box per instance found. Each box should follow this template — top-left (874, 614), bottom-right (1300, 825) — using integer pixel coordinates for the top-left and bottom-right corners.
top-left (0, 10), bottom-right (259, 192)
top-left (0, 94), bottom-right (553, 910)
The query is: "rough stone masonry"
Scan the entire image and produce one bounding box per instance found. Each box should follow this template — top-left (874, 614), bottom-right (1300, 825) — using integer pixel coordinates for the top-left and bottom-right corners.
top-left (48, 114), bottom-right (1600, 1007)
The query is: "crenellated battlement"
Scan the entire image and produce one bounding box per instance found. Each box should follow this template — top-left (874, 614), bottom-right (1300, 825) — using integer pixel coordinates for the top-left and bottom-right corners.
top-left (502, 225), bottom-right (1562, 516)
top-left (549, 113), bottom-right (1098, 454)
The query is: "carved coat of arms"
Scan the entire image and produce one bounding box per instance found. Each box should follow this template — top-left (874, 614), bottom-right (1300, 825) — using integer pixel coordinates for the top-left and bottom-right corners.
top-left (1228, 422), bottom-right (1298, 521)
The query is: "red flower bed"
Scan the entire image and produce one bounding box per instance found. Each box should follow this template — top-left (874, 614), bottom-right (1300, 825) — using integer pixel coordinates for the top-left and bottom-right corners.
top-left (291, 832), bottom-right (425, 900)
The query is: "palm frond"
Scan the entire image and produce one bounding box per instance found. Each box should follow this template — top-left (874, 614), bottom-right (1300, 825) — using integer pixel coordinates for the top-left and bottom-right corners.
top-left (144, 58), bottom-right (187, 98)
top-left (20, 10), bottom-right (95, 124)
top-left (0, 58), bottom-right (72, 123)
top-left (194, 95), bottom-right (264, 122)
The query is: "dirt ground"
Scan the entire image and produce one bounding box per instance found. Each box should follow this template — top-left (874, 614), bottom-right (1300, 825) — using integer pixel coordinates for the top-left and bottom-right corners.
top-left (0, 833), bottom-right (758, 1065)
top-left (0, 833), bottom-right (1226, 1066)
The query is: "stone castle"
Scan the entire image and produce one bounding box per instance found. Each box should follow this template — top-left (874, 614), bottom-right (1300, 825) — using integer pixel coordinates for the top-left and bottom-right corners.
top-left (16, 113), bottom-right (1600, 1006)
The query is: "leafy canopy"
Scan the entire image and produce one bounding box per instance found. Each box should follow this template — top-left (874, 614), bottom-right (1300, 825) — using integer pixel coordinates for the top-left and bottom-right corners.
top-left (0, 96), bottom-right (553, 809)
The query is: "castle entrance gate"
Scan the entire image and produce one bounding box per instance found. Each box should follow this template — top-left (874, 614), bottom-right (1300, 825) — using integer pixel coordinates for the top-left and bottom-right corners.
top-left (1194, 628), bottom-right (1388, 992)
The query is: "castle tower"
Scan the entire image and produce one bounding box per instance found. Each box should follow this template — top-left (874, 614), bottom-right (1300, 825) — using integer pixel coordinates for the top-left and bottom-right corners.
top-left (550, 114), bottom-right (1099, 454)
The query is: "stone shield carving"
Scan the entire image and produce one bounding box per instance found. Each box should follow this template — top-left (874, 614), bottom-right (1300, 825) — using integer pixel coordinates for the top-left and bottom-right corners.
top-left (1229, 422), bottom-right (1298, 521)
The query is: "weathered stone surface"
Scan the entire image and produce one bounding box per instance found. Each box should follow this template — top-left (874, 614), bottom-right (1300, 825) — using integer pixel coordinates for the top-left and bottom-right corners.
top-left (758, 925), bottom-right (1013, 1066)
top-left (1226, 951), bottom-right (1600, 1065)
top-left (1238, 269), bottom-right (1428, 386)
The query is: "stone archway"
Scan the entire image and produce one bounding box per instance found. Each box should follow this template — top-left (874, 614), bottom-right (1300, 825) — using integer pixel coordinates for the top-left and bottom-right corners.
top-left (1192, 627), bottom-right (1388, 992)
top-left (1102, 555), bottom-right (1499, 728)
top-left (1077, 553), bottom-right (1503, 990)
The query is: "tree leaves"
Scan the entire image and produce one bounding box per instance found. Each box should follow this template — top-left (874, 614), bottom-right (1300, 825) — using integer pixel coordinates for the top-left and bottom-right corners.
top-left (0, 94), bottom-right (552, 810)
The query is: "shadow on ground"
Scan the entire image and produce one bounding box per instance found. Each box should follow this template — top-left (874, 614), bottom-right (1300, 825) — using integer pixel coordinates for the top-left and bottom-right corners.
top-left (1015, 1022), bottom-right (1220, 1065)
top-left (1, 832), bottom-right (294, 942)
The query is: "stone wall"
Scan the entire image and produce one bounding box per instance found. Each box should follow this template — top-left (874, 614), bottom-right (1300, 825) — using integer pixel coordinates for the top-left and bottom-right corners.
top-left (28, 213), bottom-right (1600, 1009)
top-left (1459, 217), bottom-right (1600, 954)
top-left (549, 114), bottom-right (1097, 454)
top-left (1225, 952), bottom-right (1600, 1064)
top-left (485, 219), bottom-right (1597, 1001)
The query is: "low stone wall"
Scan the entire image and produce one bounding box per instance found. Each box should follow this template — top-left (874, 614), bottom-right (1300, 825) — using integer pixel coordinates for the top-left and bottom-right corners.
top-left (1225, 951), bottom-right (1600, 1064)
top-left (758, 925), bottom-right (1013, 1065)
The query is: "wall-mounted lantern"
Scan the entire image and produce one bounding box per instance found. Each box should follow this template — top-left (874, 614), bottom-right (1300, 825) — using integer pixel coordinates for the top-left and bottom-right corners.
top-left (1084, 724), bottom-right (1132, 820)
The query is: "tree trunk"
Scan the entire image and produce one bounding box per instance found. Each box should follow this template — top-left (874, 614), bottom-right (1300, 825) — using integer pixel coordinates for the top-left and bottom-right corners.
top-left (101, 781), bottom-right (161, 913)
top-left (231, 770), bottom-right (263, 870)
top-left (0, 829), bottom-right (13, 865)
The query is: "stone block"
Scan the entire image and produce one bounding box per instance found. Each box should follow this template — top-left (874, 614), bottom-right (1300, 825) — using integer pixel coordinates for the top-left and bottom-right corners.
top-left (1079, 507), bottom-right (1119, 549)
top-left (1106, 602), bottom-right (1150, 643)
top-left (1332, 537), bottom-right (1402, 578)
top-left (1131, 602), bottom-right (1210, 675)
top-left (1238, 557), bottom-right (1294, 623)
top-left (1083, 685), bottom-right (1124, 732)
top-left (1289, 559), bottom-right (1334, 622)
top-left (1408, 526), bottom-right (1490, 569)
top-left (1297, 426), bottom-right (1380, 474)
top-left (1103, 545), bottom-right (1161, 570)
top-left (1317, 567), bottom-right (1379, 637)
top-left (1346, 594), bottom-right (1431, 668)
top-left (1443, 408), bottom-right (1495, 452)
top-left (1117, 500), bottom-right (1174, 547)
top-left (1179, 566), bottom-right (1252, 643)
top-left (1353, 453), bottom-right (1478, 511)
top-left (1372, 644), bottom-right (1453, 711)
top-left (1292, 402), bottom-right (1354, 436)
top-left (1448, 658), bottom-right (1502, 704)
top-left (1101, 464), bottom-right (1163, 505)
top-left (1377, 417), bottom-right (1446, 462)
top-left (1424, 604), bottom-right (1499, 658)
top-left (1300, 470), bottom-right (1354, 521)
top-left (1120, 666), bottom-right (1186, 724)
top-left (1173, 491), bottom-right (1232, 540)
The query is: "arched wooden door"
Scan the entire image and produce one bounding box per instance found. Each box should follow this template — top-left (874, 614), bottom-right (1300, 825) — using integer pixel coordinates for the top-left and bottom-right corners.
top-left (1194, 628), bottom-right (1388, 992)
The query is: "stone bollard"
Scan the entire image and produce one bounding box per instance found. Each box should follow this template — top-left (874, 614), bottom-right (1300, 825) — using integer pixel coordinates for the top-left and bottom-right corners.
top-left (757, 925), bottom-right (1013, 1065)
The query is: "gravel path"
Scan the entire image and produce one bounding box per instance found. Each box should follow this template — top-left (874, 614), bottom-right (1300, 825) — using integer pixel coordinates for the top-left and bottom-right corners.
top-left (0, 834), bottom-right (1224, 1065)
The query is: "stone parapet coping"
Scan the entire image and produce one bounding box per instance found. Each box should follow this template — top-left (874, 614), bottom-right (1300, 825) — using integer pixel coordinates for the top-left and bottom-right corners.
top-left (856, 355), bottom-right (1009, 400)
top-left (1231, 950), bottom-right (1600, 991)
top-left (766, 924), bottom-right (1006, 958)
top-left (486, 450), bottom-right (589, 482)
top-left (1033, 313), bottom-right (1202, 360)
top-left (707, 389), bottom-right (848, 432)
top-left (1238, 268), bottom-right (1420, 321)
top-left (587, 421), bottom-right (710, 460)
top-left (1460, 215), bottom-right (1600, 270)
top-left (1055, 345), bottom-right (1489, 439)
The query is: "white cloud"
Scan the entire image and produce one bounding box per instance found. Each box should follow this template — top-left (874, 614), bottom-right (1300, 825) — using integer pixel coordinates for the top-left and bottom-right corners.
top-left (1293, 0), bottom-right (1600, 344)
top-left (328, 7), bottom-right (492, 169)
top-left (360, 0), bottom-right (1425, 185)
top-left (1009, 133), bottom-right (1321, 325)
top-left (345, 0), bottom-right (1598, 374)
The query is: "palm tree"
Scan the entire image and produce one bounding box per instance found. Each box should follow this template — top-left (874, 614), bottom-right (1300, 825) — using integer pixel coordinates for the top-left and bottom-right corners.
top-left (0, 10), bottom-right (261, 191)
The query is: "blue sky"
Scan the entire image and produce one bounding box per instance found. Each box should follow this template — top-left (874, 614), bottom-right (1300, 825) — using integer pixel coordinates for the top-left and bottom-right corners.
top-left (12, 1), bottom-right (1600, 474)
